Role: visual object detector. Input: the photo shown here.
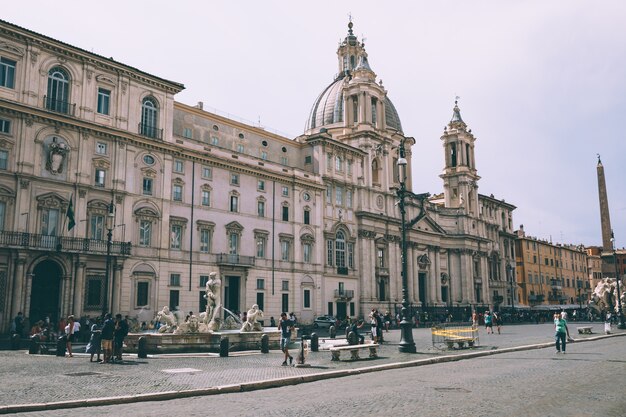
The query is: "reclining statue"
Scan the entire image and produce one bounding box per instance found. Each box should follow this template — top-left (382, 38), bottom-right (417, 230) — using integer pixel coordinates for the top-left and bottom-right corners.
top-left (156, 306), bottom-right (178, 333)
top-left (241, 304), bottom-right (264, 332)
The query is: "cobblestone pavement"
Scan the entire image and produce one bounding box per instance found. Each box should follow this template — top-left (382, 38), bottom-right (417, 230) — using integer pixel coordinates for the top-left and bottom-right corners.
top-left (36, 335), bottom-right (625, 417)
top-left (0, 322), bottom-right (620, 413)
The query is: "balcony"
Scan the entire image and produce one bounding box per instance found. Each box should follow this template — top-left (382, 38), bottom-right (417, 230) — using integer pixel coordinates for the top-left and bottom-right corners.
top-left (528, 294), bottom-right (545, 303)
top-left (0, 231), bottom-right (131, 256)
top-left (215, 253), bottom-right (255, 267)
top-left (138, 123), bottom-right (163, 139)
top-left (334, 289), bottom-right (354, 300)
top-left (44, 96), bottom-right (76, 116)
top-left (550, 279), bottom-right (562, 290)
top-left (375, 266), bottom-right (389, 276)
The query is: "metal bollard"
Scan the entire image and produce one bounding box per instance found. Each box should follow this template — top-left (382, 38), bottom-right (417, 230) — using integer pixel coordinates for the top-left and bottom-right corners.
top-left (260, 334), bottom-right (269, 353)
top-left (137, 336), bottom-right (148, 358)
top-left (329, 325), bottom-right (336, 339)
top-left (219, 337), bottom-right (229, 357)
top-left (310, 333), bottom-right (319, 352)
top-left (29, 335), bottom-right (40, 354)
top-left (56, 335), bottom-right (67, 357)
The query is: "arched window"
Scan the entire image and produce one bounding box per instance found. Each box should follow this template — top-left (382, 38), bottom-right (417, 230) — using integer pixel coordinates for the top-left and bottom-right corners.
top-left (141, 97), bottom-right (159, 138)
top-left (335, 231), bottom-right (346, 268)
top-left (46, 67), bottom-right (70, 113)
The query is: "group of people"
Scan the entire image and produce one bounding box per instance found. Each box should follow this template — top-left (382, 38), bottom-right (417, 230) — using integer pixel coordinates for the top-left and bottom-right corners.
top-left (481, 311), bottom-right (503, 334)
top-left (84, 313), bottom-right (129, 363)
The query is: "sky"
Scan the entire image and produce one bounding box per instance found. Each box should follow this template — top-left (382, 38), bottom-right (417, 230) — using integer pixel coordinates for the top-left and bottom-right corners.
top-left (4, 1), bottom-right (626, 247)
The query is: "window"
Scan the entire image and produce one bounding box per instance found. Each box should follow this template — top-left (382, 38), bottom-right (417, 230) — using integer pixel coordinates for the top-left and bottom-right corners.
top-left (95, 169), bottom-right (106, 187)
top-left (282, 293), bottom-right (289, 314)
top-left (229, 232), bottom-right (239, 255)
top-left (200, 275), bottom-right (210, 287)
top-left (171, 225), bottom-right (182, 249)
top-left (305, 155), bottom-right (312, 164)
top-left (347, 159), bottom-right (352, 175)
top-left (326, 153), bottom-right (332, 171)
top-left (346, 190), bottom-right (352, 208)
top-left (377, 248), bottom-right (385, 268)
top-left (304, 289), bottom-right (311, 308)
top-left (303, 242), bottom-right (312, 263)
top-left (90, 215), bottom-right (104, 240)
top-left (46, 67), bottom-right (70, 113)
top-left (183, 128), bottom-right (192, 139)
top-left (261, 151), bottom-right (268, 160)
top-left (169, 273), bottom-right (181, 287)
top-left (84, 275), bottom-right (104, 310)
top-left (280, 156), bottom-right (288, 165)
top-left (257, 200), bottom-right (265, 217)
top-left (282, 205), bottom-right (289, 221)
top-left (282, 186), bottom-right (289, 197)
top-left (142, 178), bottom-right (153, 195)
top-left (96, 142), bottom-right (107, 155)
top-left (257, 180), bottom-right (265, 191)
top-left (136, 281), bottom-right (149, 307)
top-left (326, 185), bottom-right (332, 200)
top-left (0, 150), bottom-right (7, 170)
top-left (174, 159), bottom-right (184, 173)
top-left (303, 209), bottom-right (310, 225)
top-left (256, 236), bottom-right (266, 258)
top-left (237, 144), bottom-right (244, 153)
top-left (282, 280), bottom-right (289, 291)
top-left (169, 290), bottom-right (179, 311)
top-left (200, 229), bottom-right (210, 253)
top-left (201, 190), bottom-right (210, 206)
top-left (335, 186), bottom-right (343, 206)
top-left (256, 292), bottom-right (265, 311)
top-left (211, 136), bottom-right (219, 146)
top-left (173, 185), bottom-right (183, 201)
top-left (0, 57), bottom-right (16, 89)
top-left (230, 195), bottom-right (239, 212)
top-left (0, 118), bottom-right (10, 134)
top-left (41, 208), bottom-right (59, 236)
top-left (335, 156), bottom-right (343, 172)
top-left (202, 166), bottom-right (212, 179)
top-left (371, 97), bottom-right (378, 126)
top-left (97, 88), bottom-right (110, 115)
top-left (139, 220), bottom-right (152, 246)
top-left (0, 201), bottom-right (5, 231)
top-left (327, 240), bottom-right (333, 266)
top-left (257, 279), bottom-right (265, 290)
top-left (143, 155), bottom-right (155, 165)
top-left (281, 240), bottom-right (290, 261)
top-left (230, 173), bottom-right (239, 185)
top-left (140, 97), bottom-right (159, 138)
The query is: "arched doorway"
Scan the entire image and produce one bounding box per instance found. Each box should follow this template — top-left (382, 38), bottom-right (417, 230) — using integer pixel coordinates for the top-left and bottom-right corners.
top-left (29, 260), bottom-right (63, 326)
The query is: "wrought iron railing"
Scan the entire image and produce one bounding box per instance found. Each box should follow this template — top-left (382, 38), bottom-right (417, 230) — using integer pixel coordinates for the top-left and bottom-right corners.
top-left (0, 231), bottom-right (131, 255)
top-left (44, 95), bottom-right (76, 116)
top-left (138, 123), bottom-right (163, 139)
top-left (215, 253), bottom-right (255, 266)
top-left (334, 289), bottom-right (354, 299)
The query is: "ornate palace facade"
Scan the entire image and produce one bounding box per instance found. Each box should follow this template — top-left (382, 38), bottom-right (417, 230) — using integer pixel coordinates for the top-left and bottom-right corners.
top-left (0, 19), bottom-right (516, 330)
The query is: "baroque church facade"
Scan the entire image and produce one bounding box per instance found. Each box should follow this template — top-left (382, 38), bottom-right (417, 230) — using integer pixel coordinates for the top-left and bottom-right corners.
top-left (0, 19), bottom-right (516, 331)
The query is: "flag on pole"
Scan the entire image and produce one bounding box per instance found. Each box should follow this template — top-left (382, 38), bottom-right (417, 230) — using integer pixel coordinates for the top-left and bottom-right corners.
top-left (66, 195), bottom-right (76, 231)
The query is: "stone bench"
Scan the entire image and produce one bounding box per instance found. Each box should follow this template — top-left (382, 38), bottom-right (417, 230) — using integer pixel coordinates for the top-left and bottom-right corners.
top-left (577, 326), bottom-right (593, 335)
top-left (330, 343), bottom-right (379, 361)
top-left (444, 337), bottom-right (475, 349)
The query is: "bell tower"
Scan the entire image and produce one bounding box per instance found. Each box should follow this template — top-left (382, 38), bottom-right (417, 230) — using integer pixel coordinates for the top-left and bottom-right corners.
top-left (440, 100), bottom-right (480, 216)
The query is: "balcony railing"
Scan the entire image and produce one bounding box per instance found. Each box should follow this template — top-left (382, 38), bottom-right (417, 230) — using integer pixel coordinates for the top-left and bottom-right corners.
top-left (334, 289), bottom-right (354, 299)
top-left (44, 95), bottom-right (76, 116)
top-left (528, 294), bottom-right (545, 303)
top-left (0, 231), bottom-right (131, 255)
top-left (138, 123), bottom-right (163, 139)
top-left (215, 253), bottom-right (255, 267)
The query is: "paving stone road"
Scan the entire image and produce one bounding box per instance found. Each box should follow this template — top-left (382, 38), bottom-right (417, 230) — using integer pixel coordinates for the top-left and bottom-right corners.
top-left (0, 322), bottom-right (622, 416)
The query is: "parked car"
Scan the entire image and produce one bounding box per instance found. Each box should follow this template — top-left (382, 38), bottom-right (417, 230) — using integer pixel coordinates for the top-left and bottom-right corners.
top-left (313, 315), bottom-right (337, 328)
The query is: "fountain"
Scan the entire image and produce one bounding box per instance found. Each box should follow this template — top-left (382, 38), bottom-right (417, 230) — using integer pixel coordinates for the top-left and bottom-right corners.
top-left (124, 272), bottom-right (282, 354)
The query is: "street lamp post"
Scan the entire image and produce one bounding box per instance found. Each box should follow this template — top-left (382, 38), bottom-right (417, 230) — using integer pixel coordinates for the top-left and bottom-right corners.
top-left (610, 232), bottom-right (626, 329)
top-left (577, 282), bottom-right (583, 310)
top-left (507, 264), bottom-right (515, 316)
top-left (396, 139), bottom-right (416, 353)
top-left (102, 200), bottom-right (115, 318)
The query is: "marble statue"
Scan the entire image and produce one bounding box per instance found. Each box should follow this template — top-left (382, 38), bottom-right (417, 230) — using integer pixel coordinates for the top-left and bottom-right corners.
top-left (588, 278), bottom-right (625, 315)
top-left (175, 314), bottom-right (200, 334)
top-left (156, 306), bottom-right (177, 333)
top-left (240, 304), bottom-right (264, 332)
top-left (202, 272), bottom-right (223, 332)
top-left (46, 137), bottom-right (69, 174)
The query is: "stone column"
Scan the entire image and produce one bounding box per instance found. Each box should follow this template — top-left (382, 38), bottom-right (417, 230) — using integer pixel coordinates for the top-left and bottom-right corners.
top-left (111, 263), bottom-right (123, 313)
top-left (73, 259), bottom-right (86, 317)
top-left (11, 257), bottom-right (27, 318)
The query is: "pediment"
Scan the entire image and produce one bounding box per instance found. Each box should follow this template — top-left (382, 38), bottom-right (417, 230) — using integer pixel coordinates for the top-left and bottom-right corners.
top-left (95, 74), bottom-right (116, 86)
top-left (0, 42), bottom-right (24, 56)
top-left (36, 192), bottom-right (68, 209)
top-left (225, 221), bottom-right (243, 232)
top-left (414, 214), bottom-right (446, 235)
top-left (92, 157), bottom-right (111, 169)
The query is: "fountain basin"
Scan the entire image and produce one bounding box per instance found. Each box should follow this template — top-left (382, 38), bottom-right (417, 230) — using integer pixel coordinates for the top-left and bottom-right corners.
top-left (124, 329), bottom-right (287, 354)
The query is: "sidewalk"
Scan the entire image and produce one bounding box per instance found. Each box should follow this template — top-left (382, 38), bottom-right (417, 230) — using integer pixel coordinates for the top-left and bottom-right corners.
top-left (0, 322), bottom-right (622, 414)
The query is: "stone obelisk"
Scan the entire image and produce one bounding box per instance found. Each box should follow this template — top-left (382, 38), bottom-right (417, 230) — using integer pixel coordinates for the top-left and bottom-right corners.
top-left (596, 155), bottom-right (614, 277)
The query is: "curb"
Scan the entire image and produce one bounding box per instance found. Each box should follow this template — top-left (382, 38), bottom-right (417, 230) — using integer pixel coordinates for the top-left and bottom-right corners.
top-left (1, 332), bottom-right (623, 414)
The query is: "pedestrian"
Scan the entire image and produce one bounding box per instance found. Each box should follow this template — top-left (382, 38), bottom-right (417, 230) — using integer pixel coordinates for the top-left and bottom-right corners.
top-left (554, 311), bottom-right (571, 353)
top-left (12, 312), bottom-right (24, 337)
top-left (472, 311), bottom-right (478, 327)
top-left (100, 313), bottom-right (115, 363)
top-left (270, 316), bottom-right (276, 327)
top-left (351, 318), bottom-right (365, 344)
top-left (370, 313), bottom-right (378, 343)
top-left (604, 313), bottom-right (612, 334)
top-left (64, 315), bottom-right (79, 357)
top-left (113, 314), bottom-right (129, 361)
top-left (494, 312), bottom-right (502, 334)
top-left (289, 312), bottom-right (297, 324)
top-left (384, 311), bottom-right (391, 332)
top-left (278, 312), bottom-right (295, 366)
top-left (484, 311), bottom-right (493, 334)
top-left (86, 318), bottom-right (102, 362)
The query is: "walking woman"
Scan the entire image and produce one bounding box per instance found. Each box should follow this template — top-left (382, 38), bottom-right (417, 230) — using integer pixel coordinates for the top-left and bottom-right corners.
top-left (554, 312), bottom-right (571, 353)
top-left (86, 317), bottom-right (102, 362)
top-left (65, 315), bottom-right (80, 357)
